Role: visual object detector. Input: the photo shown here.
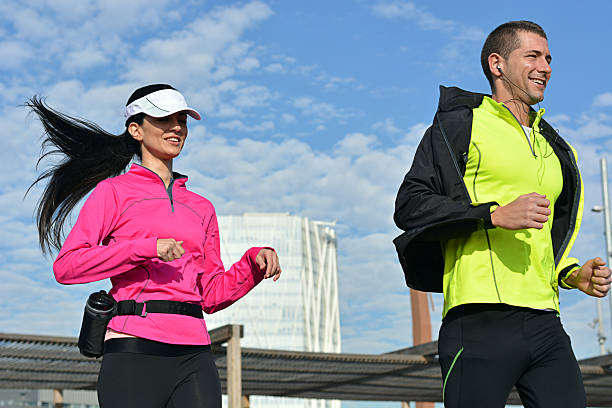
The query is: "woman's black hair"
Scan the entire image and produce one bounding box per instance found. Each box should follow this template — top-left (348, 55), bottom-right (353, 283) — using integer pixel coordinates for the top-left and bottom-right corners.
top-left (27, 83), bottom-right (174, 254)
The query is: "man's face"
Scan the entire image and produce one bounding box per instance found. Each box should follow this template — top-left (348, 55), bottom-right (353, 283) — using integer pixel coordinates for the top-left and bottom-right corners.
top-left (500, 31), bottom-right (552, 105)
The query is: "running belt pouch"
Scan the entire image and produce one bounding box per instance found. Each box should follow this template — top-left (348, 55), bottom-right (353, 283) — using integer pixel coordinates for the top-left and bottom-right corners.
top-left (78, 290), bottom-right (117, 358)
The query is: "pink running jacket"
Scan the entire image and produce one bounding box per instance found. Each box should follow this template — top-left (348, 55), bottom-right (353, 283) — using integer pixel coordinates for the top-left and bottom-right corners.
top-left (54, 164), bottom-right (268, 345)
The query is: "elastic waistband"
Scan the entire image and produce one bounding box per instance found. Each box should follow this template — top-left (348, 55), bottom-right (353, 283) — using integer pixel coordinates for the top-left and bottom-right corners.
top-left (104, 338), bottom-right (211, 357)
top-left (444, 303), bottom-right (557, 323)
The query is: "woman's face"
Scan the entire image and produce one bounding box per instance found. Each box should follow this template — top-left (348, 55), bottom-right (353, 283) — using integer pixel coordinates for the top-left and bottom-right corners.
top-left (129, 111), bottom-right (188, 163)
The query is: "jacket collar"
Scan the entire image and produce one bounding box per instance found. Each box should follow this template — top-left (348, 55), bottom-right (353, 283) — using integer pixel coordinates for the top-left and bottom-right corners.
top-left (438, 85), bottom-right (569, 151)
top-left (478, 95), bottom-right (546, 129)
top-left (128, 163), bottom-right (188, 187)
top-left (437, 85), bottom-right (544, 119)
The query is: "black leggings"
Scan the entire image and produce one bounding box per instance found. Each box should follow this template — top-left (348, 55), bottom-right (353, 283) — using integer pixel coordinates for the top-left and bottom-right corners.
top-left (97, 338), bottom-right (221, 408)
top-left (438, 304), bottom-right (585, 408)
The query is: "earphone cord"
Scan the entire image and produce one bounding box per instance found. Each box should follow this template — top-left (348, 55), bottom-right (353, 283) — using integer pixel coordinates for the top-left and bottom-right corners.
top-left (499, 68), bottom-right (557, 158)
top-left (498, 71), bottom-right (542, 115)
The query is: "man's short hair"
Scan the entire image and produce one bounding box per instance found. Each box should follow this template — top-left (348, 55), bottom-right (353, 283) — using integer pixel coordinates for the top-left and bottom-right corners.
top-left (480, 21), bottom-right (548, 87)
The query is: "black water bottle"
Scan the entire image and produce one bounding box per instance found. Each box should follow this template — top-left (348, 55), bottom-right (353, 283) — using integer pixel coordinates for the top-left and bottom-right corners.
top-left (78, 290), bottom-right (116, 358)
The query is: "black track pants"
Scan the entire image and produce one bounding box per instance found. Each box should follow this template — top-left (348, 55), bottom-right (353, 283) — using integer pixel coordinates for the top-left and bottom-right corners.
top-left (438, 304), bottom-right (585, 408)
top-left (97, 338), bottom-right (221, 408)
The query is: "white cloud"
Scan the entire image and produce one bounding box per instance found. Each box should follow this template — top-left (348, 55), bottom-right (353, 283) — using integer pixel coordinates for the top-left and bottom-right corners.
top-left (0, 41), bottom-right (33, 69)
top-left (546, 113), bottom-right (571, 125)
top-left (122, 1), bottom-right (272, 86)
top-left (281, 113), bottom-right (296, 123)
top-left (314, 73), bottom-right (357, 90)
top-left (372, 1), bottom-right (455, 32)
top-left (333, 133), bottom-right (378, 157)
top-left (215, 103), bottom-right (242, 118)
top-left (372, 1), bottom-right (484, 73)
top-left (0, 0), bottom-right (179, 78)
top-left (296, 64), bottom-right (317, 75)
top-left (556, 113), bottom-right (612, 142)
top-left (8, 7), bottom-right (60, 40)
top-left (594, 92), bottom-right (612, 107)
top-left (372, 0), bottom-right (485, 42)
top-left (279, 56), bottom-right (296, 64)
top-left (293, 96), bottom-right (352, 122)
top-left (238, 57), bottom-right (261, 71)
top-left (61, 48), bottom-right (109, 72)
top-left (41, 0), bottom-right (98, 21)
top-left (93, 0), bottom-right (173, 31)
top-left (39, 80), bottom-right (133, 130)
top-left (176, 130), bottom-right (417, 239)
top-left (217, 119), bottom-right (275, 132)
top-left (233, 85), bottom-right (275, 109)
top-left (372, 118), bottom-right (402, 135)
top-left (0, 1), bottom-right (279, 128)
top-left (265, 63), bottom-right (285, 73)
top-left (215, 80), bottom-right (241, 93)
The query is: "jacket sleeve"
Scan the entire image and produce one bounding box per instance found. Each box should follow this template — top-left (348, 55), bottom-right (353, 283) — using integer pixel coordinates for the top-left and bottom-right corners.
top-left (557, 259), bottom-right (580, 289)
top-left (198, 208), bottom-right (268, 314)
top-left (394, 126), bottom-right (496, 240)
top-left (53, 181), bottom-right (158, 284)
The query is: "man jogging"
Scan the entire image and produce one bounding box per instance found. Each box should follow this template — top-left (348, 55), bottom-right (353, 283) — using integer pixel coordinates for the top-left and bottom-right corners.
top-left (393, 20), bottom-right (612, 407)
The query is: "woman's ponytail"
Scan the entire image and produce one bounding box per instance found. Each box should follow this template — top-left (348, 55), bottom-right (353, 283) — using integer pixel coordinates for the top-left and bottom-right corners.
top-left (26, 97), bottom-right (143, 254)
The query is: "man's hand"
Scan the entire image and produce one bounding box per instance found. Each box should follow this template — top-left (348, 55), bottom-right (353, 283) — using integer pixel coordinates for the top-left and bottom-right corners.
top-left (491, 192), bottom-right (551, 230)
top-left (157, 238), bottom-right (185, 262)
top-left (256, 249), bottom-right (282, 281)
top-left (564, 258), bottom-right (612, 297)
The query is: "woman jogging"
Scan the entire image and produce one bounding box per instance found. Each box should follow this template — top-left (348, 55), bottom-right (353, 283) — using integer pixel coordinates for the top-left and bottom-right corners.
top-left (28, 84), bottom-right (282, 408)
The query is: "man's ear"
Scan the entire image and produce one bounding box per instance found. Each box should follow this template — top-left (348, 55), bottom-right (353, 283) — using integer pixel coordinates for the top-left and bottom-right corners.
top-left (488, 53), bottom-right (503, 79)
top-left (128, 122), bottom-right (142, 141)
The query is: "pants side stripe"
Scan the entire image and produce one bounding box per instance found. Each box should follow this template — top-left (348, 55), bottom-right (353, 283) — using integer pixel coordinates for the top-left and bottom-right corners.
top-left (443, 346), bottom-right (464, 401)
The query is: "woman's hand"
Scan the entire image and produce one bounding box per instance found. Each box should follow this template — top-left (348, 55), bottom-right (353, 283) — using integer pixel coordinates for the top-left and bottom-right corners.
top-left (157, 238), bottom-right (185, 262)
top-left (256, 249), bottom-right (282, 281)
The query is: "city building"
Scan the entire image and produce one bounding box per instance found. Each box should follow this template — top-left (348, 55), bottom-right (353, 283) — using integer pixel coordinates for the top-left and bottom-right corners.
top-left (206, 213), bottom-right (342, 408)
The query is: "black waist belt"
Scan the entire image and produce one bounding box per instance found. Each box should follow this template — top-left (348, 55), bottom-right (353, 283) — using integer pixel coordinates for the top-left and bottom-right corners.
top-left (104, 338), bottom-right (211, 356)
top-left (117, 300), bottom-right (203, 319)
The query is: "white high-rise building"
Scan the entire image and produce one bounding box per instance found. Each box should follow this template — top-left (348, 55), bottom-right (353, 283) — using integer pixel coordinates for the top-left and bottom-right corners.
top-left (206, 213), bottom-right (341, 408)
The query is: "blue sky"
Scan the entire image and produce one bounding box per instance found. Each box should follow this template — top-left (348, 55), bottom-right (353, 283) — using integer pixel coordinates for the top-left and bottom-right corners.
top-left (2, 1), bottom-right (612, 406)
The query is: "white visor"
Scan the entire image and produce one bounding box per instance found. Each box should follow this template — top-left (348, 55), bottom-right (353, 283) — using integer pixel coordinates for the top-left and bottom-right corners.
top-left (125, 89), bottom-right (201, 120)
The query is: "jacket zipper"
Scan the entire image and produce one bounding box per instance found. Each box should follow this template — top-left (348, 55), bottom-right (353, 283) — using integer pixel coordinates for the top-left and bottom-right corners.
top-left (167, 179), bottom-right (176, 212)
top-left (502, 106), bottom-right (536, 157)
top-left (136, 164), bottom-right (181, 212)
top-left (498, 109), bottom-right (580, 269)
top-left (528, 120), bottom-right (580, 269)
top-left (152, 173), bottom-right (176, 212)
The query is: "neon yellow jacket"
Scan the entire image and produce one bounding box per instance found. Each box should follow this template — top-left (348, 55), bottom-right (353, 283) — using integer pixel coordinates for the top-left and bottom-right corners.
top-left (394, 87), bottom-right (583, 310)
top-left (442, 96), bottom-right (583, 316)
